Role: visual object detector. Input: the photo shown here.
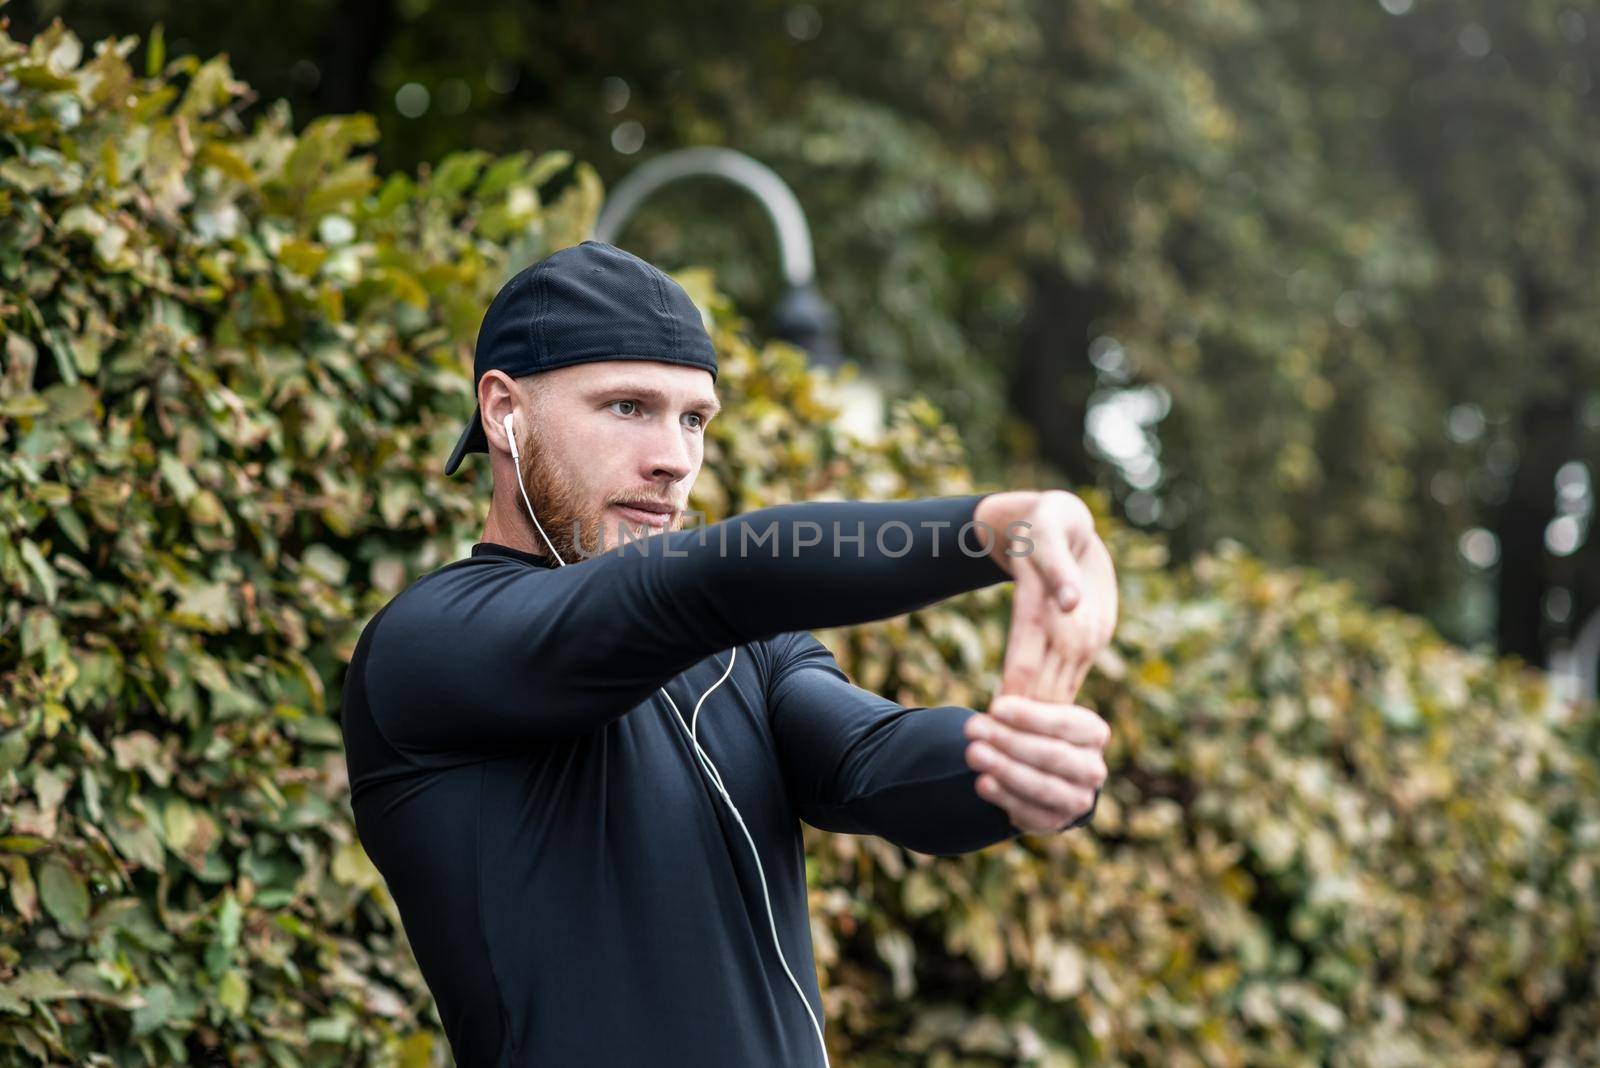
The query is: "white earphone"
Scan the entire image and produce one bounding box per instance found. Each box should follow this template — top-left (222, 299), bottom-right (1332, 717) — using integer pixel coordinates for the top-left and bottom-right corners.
top-left (505, 412), bottom-right (568, 568)
top-left (502, 410), bottom-right (830, 1066)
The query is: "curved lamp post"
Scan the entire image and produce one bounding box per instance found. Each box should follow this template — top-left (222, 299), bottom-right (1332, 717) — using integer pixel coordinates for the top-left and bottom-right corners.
top-left (592, 147), bottom-right (842, 366)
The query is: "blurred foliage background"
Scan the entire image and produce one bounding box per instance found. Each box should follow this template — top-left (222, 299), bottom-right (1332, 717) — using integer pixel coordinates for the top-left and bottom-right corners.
top-left (14, 0), bottom-right (1600, 671)
top-left (1, 5), bottom-right (1599, 1067)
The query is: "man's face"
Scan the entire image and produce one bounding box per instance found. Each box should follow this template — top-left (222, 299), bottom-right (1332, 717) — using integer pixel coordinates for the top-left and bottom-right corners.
top-left (511, 360), bottom-right (721, 560)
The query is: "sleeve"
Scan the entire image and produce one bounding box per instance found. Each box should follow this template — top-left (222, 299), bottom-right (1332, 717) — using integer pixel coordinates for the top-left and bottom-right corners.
top-left (364, 494), bottom-right (1010, 758)
top-left (765, 631), bottom-right (1025, 856)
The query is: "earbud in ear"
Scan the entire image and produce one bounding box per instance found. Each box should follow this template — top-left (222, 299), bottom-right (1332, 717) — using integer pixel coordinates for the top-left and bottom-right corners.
top-left (502, 408), bottom-right (566, 568)
top-left (503, 413), bottom-right (518, 462)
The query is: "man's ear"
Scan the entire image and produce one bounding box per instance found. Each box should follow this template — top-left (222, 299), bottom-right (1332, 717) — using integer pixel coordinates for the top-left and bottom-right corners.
top-left (479, 371), bottom-right (521, 456)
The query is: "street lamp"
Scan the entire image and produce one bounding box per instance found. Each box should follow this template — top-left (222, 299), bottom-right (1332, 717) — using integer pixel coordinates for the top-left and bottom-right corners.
top-left (590, 147), bottom-right (882, 438)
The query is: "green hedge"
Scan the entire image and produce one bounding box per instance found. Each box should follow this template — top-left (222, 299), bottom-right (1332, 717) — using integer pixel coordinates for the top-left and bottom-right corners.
top-left (1, 20), bottom-right (1597, 1066)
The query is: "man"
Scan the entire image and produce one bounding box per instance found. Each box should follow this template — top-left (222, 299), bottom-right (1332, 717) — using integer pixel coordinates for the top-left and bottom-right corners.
top-left (339, 240), bottom-right (1118, 1066)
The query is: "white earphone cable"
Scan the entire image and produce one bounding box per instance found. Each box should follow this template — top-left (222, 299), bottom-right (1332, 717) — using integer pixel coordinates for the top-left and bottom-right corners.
top-left (507, 413), bottom-right (568, 568)
top-left (506, 414), bottom-right (830, 1067)
top-left (659, 674), bottom-right (830, 1067)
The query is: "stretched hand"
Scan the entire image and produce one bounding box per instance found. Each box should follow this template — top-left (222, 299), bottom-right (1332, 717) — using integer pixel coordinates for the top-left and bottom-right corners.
top-left (963, 491), bottom-right (1119, 833)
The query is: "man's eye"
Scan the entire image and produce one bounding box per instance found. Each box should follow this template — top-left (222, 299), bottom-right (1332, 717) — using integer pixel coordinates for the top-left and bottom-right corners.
top-left (608, 400), bottom-right (638, 416)
top-left (682, 412), bottom-right (704, 430)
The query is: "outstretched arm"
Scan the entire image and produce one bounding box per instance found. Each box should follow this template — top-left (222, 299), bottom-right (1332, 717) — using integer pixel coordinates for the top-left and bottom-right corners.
top-left (364, 494), bottom-right (1011, 756)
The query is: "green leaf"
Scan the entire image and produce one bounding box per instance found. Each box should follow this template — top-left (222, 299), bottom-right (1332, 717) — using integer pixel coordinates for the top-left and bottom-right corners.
top-left (17, 538), bottom-right (57, 605)
top-left (130, 982), bottom-right (175, 1037)
top-left (0, 731), bottom-right (30, 775)
top-left (0, 837), bottom-right (50, 855)
top-left (527, 149), bottom-right (574, 187)
top-left (0, 969), bottom-right (74, 1010)
top-left (157, 453), bottom-right (199, 505)
top-left (145, 22), bottom-right (164, 78)
top-left (104, 806), bottom-right (166, 872)
top-left (428, 149), bottom-right (490, 201)
top-left (306, 1015), bottom-right (351, 1042)
top-left (162, 798), bottom-right (198, 854)
top-left (476, 150), bottom-right (532, 198)
top-left (217, 969), bottom-right (248, 1017)
top-left (36, 857), bottom-right (90, 937)
top-left (199, 141), bottom-right (255, 183)
top-left (1, 857), bottom-right (38, 923)
top-left (330, 841), bottom-right (379, 890)
top-left (218, 892), bottom-right (241, 951)
top-left (300, 544), bottom-right (349, 586)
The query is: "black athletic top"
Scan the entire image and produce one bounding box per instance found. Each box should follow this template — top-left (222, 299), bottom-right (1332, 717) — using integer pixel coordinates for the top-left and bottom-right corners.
top-left (340, 494), bottom-right (1084, 1066)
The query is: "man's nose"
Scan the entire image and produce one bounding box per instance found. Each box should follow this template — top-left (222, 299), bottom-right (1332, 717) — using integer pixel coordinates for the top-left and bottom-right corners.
top-left (641, 424), bottom-right (693, 484)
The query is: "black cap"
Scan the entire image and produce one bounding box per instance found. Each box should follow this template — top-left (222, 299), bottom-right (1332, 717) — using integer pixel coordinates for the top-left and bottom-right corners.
top-left (444, 240), bottom-right (718, 476)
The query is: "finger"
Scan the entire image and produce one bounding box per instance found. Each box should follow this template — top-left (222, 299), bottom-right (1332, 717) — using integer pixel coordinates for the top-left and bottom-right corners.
top-left (964, 720), bottom-right (1107, 788)
top-left (964, 738), bottom-right (1097, 814)
top-left (1075, 610), bottom-right (1116, 692)
top-left (1085, 536), bottom-right (1121, 642)
top-left (1042, 492), bottom-right (1103, 607)
top-left (1048, 590), bottom-right (1101, 656)
top-left (1067, 659), bottom-right (1092, 700)
top-left (999, 572), bottom-right (1049, 697)
top-left (1101, 588), bottom-right (1121, 648)
top-left (1043, 611), bottom-right (1098, 701)
top-left (990, 696), bottom-right (1111, 748)
top-left (973, 773), bottom-right (1069, 833)
top-left (1073, 599), bottom-right (1118, 693)
top-left (974, 773), bottom-right (1086, 835)
top-left (1028, 518), bottom-right (1084, 613)
top-left (1034, 646), bottom-right (1071, 705)
top-left (1041, 639), bottom-right (1086, 705)
top-left (1047, 490), bottom-right (1099, 561)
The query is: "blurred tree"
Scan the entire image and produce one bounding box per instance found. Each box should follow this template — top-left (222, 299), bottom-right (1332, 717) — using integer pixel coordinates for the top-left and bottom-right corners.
top-left (15, 0), bottom-right (1598, 667)
top-left (1379, 0), bottom-right (1600, 663)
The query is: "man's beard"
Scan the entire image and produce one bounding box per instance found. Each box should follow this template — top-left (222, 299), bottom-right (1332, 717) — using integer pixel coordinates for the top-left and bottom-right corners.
top-left (514, 426), bottom-right (678, 561)
top-left (515, 428), bottom-right (603, 562)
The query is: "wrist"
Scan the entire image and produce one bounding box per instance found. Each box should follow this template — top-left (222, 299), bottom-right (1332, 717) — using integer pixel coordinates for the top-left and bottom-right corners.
top-left (973, 491), bottom-right (1036, 576)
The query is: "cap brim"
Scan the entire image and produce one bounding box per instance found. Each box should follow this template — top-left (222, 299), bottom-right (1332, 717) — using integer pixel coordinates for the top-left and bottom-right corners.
top-left (444, 403), bottom-right (489, 476)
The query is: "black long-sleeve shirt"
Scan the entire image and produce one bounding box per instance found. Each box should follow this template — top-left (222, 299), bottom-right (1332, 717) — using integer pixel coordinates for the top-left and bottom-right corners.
top-left (340, 494), bottom-right (1067, 1066)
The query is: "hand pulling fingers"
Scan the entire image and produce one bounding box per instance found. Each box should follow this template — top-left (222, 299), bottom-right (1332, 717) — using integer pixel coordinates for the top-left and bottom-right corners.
top-left (991, 696), bottom-right (1110, 748)
top-left (965, 739), bottom-right (1092, 814)
top-left (964, 719), bottom-right (1107, 788)
top-left (975, 774), bottom-right (1073, 835)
